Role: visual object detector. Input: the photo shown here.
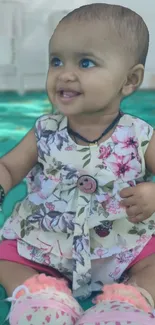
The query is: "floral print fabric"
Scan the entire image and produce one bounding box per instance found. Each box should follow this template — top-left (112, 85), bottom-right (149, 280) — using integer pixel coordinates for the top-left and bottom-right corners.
top-left (3, 113), bottom-right (155, 299)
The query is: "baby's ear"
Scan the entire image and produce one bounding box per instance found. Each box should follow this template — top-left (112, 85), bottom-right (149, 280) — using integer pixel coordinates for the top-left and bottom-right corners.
top-left (122, 64), bottom-right (144, 97)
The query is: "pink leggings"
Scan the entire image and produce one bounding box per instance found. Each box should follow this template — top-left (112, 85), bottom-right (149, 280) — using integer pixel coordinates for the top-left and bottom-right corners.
top-left (0, 237), bottom-right (155, 278)
top-left (0, 239), bottom-right (62, 278)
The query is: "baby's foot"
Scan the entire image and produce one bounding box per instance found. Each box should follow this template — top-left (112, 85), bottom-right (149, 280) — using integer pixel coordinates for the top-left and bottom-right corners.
top-left (9, 274), bottom-right (83, 325)
top-left (76, 300), bottom-right (155, 325)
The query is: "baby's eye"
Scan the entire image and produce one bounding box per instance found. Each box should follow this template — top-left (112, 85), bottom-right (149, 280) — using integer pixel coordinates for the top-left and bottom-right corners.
top-left (80, 58), bottom-right (96, 68)
top-left (50, 57), bottom-right (63, 67)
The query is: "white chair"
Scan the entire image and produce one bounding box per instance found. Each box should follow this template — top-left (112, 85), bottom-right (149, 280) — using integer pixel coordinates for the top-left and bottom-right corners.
top-left (0, 1), bottom-right (24, 93)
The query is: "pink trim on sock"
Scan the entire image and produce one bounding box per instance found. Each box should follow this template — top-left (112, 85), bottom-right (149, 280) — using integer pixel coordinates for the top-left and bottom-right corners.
top-left (10, 298), bottom-right (81, 324)
top-left (80, 311), bottom-right (155, 324)
top-left (95, 284), bottom-right (152, 312)
top-left (16, 274), bottom-right (71, 298)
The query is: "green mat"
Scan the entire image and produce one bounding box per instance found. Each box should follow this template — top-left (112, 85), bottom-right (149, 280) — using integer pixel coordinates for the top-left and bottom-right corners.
top-left (0, 90), bottom-right (155, 323)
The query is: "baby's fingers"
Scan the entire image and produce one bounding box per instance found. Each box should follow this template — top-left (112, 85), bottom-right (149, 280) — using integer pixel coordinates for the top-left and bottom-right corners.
top-left (128, 213), bottom-right (150, 223)
top-left (120, 197), bottom-right (136, 207)
top-left (120, 187), bottom-right (135, 198)
top-left (126, 205), bottom-right (142, 218)
top-left (128, 214), bottom-right (144, 223)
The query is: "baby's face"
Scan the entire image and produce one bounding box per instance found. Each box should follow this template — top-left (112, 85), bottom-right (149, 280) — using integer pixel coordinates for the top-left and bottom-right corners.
top-left (47, 20), bottom-right (129, 117)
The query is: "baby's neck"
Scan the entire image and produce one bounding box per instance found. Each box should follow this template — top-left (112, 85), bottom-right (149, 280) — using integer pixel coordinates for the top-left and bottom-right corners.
top-left (68, 111), bottom-right (120, 143)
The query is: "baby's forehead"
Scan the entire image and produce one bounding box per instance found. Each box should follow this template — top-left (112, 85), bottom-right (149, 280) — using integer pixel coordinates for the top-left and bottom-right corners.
top-left (52, 20), bottom-right (111, 40)
top-left (49, 5), bottom-right (149, 68)
top-left (50, 20), bottom-right (121, 55)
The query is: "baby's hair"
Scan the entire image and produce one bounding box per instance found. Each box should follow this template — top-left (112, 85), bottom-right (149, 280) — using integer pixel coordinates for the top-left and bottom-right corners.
top-left (60, 3), bottom-right (149, 66)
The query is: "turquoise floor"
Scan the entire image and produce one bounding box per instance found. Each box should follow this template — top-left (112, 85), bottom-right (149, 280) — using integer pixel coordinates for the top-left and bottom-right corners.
top-left (0, 90), bottom-right (155, 324)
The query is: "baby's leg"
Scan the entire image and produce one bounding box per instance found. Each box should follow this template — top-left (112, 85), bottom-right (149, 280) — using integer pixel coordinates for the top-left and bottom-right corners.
top-left (76, 280), bottom-right (155, 324)
top-left (0, 260), bottom-right (38, 296)
top-left (76, 256), bottom-right (155, 324)
top-left (128, 253), bottom-right (155, 305)
top-left (9, 273), bottom-right (83, 325)
top-left (0, 261), bottom-right (83, 324)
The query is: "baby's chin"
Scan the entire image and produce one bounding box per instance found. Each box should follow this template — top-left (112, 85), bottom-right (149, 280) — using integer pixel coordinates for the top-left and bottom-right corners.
top-left (56, 105), bottom-right (86, 117)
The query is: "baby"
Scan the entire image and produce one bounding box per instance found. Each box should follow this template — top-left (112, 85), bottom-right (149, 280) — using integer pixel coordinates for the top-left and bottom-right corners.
top-left (1, 3), bottom-right (155, 325)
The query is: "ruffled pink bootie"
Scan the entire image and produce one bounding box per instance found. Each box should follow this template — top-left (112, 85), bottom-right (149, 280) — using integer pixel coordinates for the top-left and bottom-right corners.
top-left (76, 283), bottom-right (155, 325)
top-left (8, 274), bottom-right (83, 325)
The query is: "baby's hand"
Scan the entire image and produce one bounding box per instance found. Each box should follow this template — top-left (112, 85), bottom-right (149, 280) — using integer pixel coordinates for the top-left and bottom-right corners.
top-left (120, 182), bottom-right (155, 223)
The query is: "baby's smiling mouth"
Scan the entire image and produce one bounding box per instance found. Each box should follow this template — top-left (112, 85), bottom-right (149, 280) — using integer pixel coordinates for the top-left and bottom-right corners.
top-left (59, 90), bottom-right (81, 98)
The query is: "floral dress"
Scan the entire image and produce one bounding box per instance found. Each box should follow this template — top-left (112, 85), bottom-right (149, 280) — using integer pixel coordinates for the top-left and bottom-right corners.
top-left (2, 113), bottom-right (155, 300)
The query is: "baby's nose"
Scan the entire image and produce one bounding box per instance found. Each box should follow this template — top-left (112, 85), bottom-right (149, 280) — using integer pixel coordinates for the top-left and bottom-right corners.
top-left (58, 70), bottom-right (77, 82)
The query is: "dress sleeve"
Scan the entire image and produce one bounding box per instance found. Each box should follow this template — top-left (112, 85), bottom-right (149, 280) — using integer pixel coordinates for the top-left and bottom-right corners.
top-left (34, 114), bottom-right (51, 141)
top-left (135, 118), bottom-right (154, 155)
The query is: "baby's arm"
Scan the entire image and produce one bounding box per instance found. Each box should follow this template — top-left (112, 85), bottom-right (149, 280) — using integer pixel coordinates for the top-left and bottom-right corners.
top-left (120, 130), bottom-right (155, 223)
top-left (145, 131), bottom-right (155, 174)
top-left (0, 128), bottom-right (38, 194)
